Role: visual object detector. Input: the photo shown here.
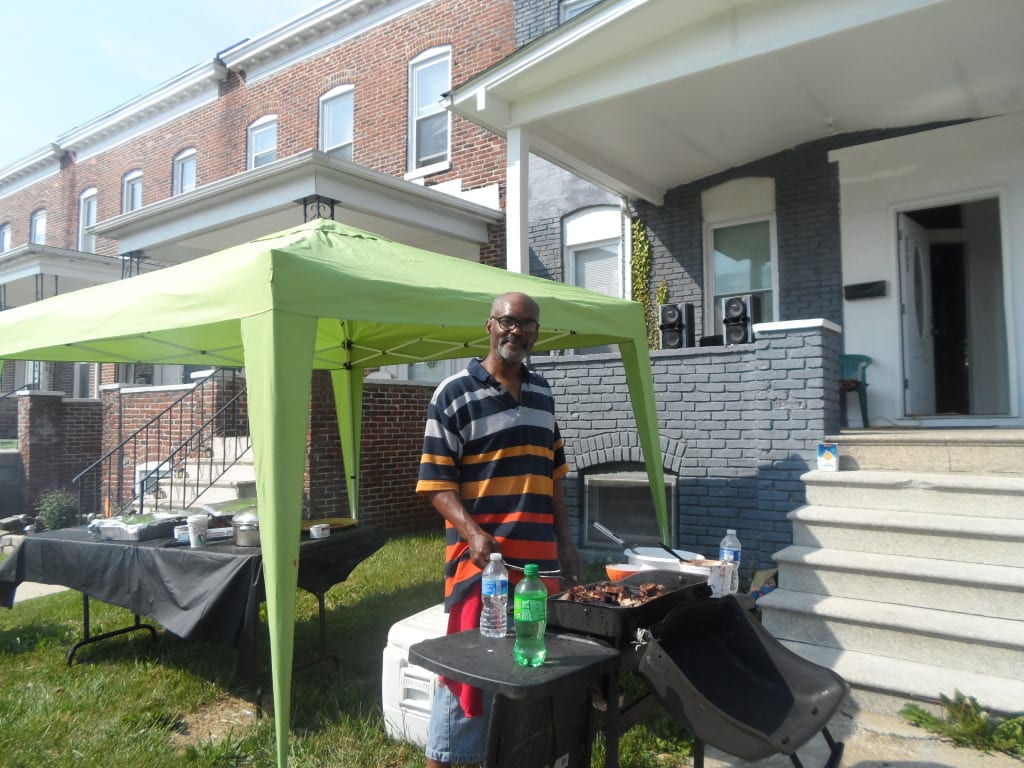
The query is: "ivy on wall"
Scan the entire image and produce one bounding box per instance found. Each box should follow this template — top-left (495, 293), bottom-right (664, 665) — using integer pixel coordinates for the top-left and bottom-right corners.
top-left (630, 217), bottom-right (659, 349)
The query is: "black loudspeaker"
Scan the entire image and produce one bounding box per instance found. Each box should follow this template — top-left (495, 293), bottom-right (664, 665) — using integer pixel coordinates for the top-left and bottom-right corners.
top-left (721, 295), bottom-right (760, 345)
top-left (658, 303), bottom-right (695, 349)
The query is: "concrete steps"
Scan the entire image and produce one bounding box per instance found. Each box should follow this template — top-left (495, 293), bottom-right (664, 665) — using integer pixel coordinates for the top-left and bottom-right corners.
top-left (769, 545), bottom-right (1024, 619)
top-left (790, 505), bottom-right (1024, 567)
top-left (778, 640), bottom-right (1024, 717)
top-left (757, 429), bottom-right (1024, 717)
top-left (760, 590), bottom-right (1024, 680)
top-left (804, 469), bottom-right (1024, 519)
top-left (138, 436), bottom-right (255, 510)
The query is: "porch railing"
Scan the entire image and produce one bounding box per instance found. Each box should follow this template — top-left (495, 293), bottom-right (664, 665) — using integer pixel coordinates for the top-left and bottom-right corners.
top-left (72, 369), bottom-right (250, 519)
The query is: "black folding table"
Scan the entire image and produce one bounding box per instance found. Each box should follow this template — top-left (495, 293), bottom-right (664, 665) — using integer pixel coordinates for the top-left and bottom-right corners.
top-left (409, 630), bottom-right (621, 768)
top-left (0, 523), bottom-right (384, 685)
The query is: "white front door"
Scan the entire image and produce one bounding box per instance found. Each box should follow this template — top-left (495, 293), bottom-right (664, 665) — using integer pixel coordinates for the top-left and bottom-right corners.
top-left (898, 213), bottom-right (936, 416)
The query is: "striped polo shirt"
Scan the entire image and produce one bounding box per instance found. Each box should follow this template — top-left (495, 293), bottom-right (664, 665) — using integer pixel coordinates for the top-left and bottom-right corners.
top-left (417, 358), bottom-right (568, 609)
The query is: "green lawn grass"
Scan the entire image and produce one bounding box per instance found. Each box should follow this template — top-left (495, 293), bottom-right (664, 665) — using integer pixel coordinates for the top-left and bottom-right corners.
top-left (0, 533), bottom-right (695, 767)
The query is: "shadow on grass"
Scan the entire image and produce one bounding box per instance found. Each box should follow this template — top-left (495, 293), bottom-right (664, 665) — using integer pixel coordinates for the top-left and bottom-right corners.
top-left (0, 619), bottom-right (80, 655)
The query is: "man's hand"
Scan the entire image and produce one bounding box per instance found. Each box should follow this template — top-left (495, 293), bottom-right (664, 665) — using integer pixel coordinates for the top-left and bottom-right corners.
top-left (429, 490), bottom-right (496, 568)
top-left (465, 530), bottom-right (498, 569)
top-left (558, 543), bottom-right (584, 588)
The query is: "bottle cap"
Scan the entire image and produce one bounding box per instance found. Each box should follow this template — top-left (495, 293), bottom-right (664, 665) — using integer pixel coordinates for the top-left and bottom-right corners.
top-left (727, 529), bottom-right (736, 534)
top-left (489, 552), bottom-right (502, 561)
top-left (524, 563), bottom-right (539, 576)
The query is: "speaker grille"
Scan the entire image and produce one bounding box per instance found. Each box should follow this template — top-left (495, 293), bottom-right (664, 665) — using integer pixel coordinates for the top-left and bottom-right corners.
top-left (659, 328), bottom-right (683, 349)
top-left (722, 295), bottom-right (751, 321)
top-left (723, 321), bottom-right (751, 345)
top-left (659, 303), bottom-right (682, 327)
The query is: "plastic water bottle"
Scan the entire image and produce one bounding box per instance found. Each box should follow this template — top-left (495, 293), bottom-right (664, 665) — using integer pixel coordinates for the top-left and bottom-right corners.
top-left (512, 563), bottom-right (547, 666)
top-left (479, 552), bottom-right (509, 638)
top-left (719, 529), bottom-right (742, 595)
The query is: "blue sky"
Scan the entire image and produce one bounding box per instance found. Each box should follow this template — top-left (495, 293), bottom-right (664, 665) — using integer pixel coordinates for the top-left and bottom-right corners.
top-left (0, 0), bottom-right (319, 169)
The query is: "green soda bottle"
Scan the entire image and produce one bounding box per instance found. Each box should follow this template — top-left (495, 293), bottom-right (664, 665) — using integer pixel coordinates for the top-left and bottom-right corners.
top-left (512, 563), bottom-right (547, 667)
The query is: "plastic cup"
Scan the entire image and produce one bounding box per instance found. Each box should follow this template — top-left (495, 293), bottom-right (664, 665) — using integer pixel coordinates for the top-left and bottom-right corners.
top-left (186, 514), bottom-right (208, 548)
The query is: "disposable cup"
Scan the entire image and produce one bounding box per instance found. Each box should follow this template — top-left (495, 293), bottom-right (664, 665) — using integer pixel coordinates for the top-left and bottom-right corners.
top-left (186, 514), bottom-right (208, 548)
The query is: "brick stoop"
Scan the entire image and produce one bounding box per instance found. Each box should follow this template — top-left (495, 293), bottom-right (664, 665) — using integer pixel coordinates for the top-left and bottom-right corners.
top-left (757, 429), bottom-right (1024, 717)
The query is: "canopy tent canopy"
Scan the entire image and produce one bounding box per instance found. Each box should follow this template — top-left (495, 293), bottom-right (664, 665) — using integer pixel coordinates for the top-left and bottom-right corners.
top-left (0, 219), bottom-right (668, 767)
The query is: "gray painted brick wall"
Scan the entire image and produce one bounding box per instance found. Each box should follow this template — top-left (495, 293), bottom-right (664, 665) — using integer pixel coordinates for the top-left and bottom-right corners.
top-left (532, 322), bottom-right (841, 585)
top-left (515, 0), bottom-right (560, 47)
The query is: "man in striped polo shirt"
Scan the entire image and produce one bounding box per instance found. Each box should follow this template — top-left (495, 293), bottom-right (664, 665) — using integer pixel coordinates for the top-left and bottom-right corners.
top-left (418, 291), bottom-right (582, 768)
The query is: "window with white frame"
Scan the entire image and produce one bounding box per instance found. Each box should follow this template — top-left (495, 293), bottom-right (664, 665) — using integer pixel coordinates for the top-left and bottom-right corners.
top-left (29, 209), bottom-right (46, 244)
top-left (702, 178), bottom-right (777, 335)
top-left (320, 86), bottom-right (354, 161)
top-left (78, 188), bottom-right (98, 253)
top-left (560, 0), bottom-right (601, 22)
top-left (707, 220), bottom-right (776, 332)
top-left (247, 115), bottom-right (278, 169)
top-left (565, 206), bottom-right (625, 296)
top-left (563, 206), bottom-right (626, 354)
top-left (173, 149), bottom-right (197, 195)
top-left (408, 47), bottom-right (450, 176)
top-left (0, 223), bottom-right (10, 252)
top-left (122, 170), bottom-right (143, 213)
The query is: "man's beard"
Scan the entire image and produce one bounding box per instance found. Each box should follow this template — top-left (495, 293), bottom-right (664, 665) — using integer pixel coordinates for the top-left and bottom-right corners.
top-left (496, 334), bottom-right (529, 364)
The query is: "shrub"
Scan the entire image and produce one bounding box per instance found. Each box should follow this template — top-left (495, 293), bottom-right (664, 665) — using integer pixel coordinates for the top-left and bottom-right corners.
top-left (35, 490), bottom-right (80, 531)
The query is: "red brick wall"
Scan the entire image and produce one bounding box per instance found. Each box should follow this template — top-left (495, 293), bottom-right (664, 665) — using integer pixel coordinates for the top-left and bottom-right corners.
top-left (352, 380), bottom-right (438, 534)
top-left (0, 0), bottom-right (514, 259)
top-left (307, 372), bottom-right (437, 535)
top-left (16, 373), bottom-right (439, 534)
top-left (16, 392), bottom-right (102, 515)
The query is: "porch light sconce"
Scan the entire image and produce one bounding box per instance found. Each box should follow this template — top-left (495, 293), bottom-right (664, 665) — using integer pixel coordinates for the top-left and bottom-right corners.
top-left (301, 195), bottom-right (338, 222)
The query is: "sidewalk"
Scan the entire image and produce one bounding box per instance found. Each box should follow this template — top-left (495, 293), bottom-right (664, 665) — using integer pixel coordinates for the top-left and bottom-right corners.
top-left (12, 581), bottom-right (68, 603)
top-left (702, 706), bottom-right (1023, 767)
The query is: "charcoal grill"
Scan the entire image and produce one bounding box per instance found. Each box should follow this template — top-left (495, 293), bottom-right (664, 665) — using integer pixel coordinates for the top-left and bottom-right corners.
top-left (638, 595), bottom-right (848, 768)
top-left (547, 569), bottom-right (712, 648)
top-left (550, 572), bottom-right (847, 768)
top-left (408, 573), bottom-right (848, 768)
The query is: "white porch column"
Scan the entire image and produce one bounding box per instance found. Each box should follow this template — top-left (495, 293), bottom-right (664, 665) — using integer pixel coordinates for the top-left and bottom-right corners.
top-left (505, 126), bottom-right (530, 274)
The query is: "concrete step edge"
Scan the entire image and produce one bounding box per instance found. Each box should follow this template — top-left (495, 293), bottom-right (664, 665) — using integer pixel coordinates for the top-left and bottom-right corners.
top-left (778, 640), bottom-right (1024, 716)
top-left (758, 589), bottom-right (1024, 648)
top-left (788, 505), bottom-right (1024, 538)
top-left (801, 469), bottom-right (1024, 494)
top-left (825, 430), bottom-right (1024, 448)
top-left (772, 545), bottom-right (1024, 588)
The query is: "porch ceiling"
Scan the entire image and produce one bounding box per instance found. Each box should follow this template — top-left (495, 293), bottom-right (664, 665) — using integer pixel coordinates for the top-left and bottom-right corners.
top-left (91, 150), bottom-right (501, 265)
top-left (448, 0), bottom-right (1024, 204)
top-left (0, 246), bottom-right (128, 310)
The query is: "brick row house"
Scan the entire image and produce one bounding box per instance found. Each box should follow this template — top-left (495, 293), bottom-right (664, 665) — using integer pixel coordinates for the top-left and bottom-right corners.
top-left (2, 0), bottom-right (1023, 714)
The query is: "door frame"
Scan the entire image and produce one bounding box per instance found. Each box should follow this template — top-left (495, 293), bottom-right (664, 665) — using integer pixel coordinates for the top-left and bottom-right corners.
top-left (891, 186), bottom-right (1017, 423)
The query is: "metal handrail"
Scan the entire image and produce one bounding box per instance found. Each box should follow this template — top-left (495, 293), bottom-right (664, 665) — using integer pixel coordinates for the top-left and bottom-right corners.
top-left (72, 369), bottom-right (250, 519)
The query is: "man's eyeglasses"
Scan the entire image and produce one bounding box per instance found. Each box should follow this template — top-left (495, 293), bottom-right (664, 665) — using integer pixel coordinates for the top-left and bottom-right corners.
top-left (490, 315), bottom-right (540, 334)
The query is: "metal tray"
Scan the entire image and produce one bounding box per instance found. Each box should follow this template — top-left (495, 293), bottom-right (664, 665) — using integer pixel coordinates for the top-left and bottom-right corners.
top-left (547, 569), bottom-right (711, 647)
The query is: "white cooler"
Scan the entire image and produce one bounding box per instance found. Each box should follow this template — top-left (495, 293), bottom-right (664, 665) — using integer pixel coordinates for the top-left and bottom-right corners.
top-left (381, 603), bottom-right (448, 746)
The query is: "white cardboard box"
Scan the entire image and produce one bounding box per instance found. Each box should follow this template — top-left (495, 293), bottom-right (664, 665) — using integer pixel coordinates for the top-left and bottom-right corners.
top-left (381, 603), bottom-right (448, 746)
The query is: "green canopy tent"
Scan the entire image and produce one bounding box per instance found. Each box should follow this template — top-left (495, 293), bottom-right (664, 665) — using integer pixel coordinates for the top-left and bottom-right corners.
top-left (0, 219), bottom-right (669, 766)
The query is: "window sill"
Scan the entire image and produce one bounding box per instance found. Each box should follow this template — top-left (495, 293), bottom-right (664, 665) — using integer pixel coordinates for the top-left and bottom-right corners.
top-left (404, 160), bottom-right (451, 182)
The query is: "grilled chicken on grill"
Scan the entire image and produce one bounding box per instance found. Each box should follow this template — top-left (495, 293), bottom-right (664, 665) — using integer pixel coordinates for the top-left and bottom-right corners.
top-left (556, 580), bottom-right (670, 607)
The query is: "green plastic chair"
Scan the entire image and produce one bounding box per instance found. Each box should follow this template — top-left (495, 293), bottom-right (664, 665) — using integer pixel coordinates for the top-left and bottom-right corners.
top-left (839, 354), bottom-right (872, 427)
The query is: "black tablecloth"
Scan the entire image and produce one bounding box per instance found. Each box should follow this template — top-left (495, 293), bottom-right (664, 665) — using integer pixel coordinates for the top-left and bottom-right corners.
top-left (0, 524), bottom-right (384, 650)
